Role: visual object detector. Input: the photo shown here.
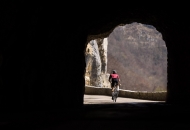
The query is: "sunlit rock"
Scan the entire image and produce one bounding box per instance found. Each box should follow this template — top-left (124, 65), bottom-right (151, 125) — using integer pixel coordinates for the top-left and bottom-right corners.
top-left (85, 38), bottom-right (110, 88)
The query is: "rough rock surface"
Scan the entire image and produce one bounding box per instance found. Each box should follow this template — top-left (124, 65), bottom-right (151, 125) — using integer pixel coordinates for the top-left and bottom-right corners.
top-left (107, 22), bottom-right (167, 92)
top-left (85, 38), bottom-right (110, 88)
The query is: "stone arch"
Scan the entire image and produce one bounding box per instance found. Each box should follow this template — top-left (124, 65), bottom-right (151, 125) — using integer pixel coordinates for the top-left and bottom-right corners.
top-left (1, 5), bottom-right (190, 112)
top-left (85, 12), bottom-right (189, 104)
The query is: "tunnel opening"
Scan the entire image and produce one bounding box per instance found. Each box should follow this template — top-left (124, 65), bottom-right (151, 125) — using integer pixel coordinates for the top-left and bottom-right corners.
top-left (84, 22), bottom-right (167, 104)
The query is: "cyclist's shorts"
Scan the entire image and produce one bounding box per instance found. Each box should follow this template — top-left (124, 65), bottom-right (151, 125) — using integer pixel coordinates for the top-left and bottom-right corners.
top-left (111, 79), bottom-right (118, 87)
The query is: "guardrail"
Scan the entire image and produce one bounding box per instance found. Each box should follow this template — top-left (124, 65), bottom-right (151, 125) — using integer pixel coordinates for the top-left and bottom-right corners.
top-left (85, 85), bottom-right (166, 101)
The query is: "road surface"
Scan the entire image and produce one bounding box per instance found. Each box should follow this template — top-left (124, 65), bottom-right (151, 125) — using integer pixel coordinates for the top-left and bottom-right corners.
top-left (84, 94), bottom-right (164, 104)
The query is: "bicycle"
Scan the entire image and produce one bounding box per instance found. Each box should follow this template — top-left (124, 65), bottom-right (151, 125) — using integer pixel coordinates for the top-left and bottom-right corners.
top-left (111, 83), bottom-right (120, 102)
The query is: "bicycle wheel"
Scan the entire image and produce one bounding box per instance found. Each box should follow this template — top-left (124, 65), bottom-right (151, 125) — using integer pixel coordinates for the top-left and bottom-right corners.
top-left (112, 91), bottom-right (115, 102)
top-left (112, 86), bottom-right (117, 102)
top-left (114, 84), bottom-right (119, 102)
top-left (114, 88), bottom-right (117, 102)
top-left (112, 83), bottom-right (118, 102)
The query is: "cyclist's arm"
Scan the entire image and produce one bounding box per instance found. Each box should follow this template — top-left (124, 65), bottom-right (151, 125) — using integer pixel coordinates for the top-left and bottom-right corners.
top-left (108, 74), bottom-right (112, 82)
top-left (117, 75), bottom-right (120, 82)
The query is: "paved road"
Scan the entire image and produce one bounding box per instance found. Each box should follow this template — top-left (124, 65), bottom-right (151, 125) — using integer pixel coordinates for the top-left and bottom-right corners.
top-left (84, 94), bottom-right (164, 104)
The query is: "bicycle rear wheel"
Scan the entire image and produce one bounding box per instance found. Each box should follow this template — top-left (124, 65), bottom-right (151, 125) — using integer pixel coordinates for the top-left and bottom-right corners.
top-left (112, 83), bottom-right (119, 102)
top-left (115, 91), bottom-right (118, 102)
top-left (113, 86), bottom-right (118, 102)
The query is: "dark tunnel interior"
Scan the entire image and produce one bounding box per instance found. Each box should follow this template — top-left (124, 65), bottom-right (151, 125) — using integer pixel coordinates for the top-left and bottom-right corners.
top-left (1, 2), bottom-right (190, 129)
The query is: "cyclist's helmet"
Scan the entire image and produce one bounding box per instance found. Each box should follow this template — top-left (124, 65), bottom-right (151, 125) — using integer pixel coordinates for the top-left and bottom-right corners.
top-left (112, 70), bottom-right (117, 74)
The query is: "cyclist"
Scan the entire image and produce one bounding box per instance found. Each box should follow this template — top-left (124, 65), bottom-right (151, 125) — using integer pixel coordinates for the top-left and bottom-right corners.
top-left (109, 70), bottom-right (120, 92)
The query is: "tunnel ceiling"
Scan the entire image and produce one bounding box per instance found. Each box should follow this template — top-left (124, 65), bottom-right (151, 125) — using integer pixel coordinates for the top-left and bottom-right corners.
top-left (85, 8), bottom-right (189, 45)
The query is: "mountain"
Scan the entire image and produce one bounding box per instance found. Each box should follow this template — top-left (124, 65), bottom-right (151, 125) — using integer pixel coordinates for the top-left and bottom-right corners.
top-left (107, 22), bottom-right (167, 92)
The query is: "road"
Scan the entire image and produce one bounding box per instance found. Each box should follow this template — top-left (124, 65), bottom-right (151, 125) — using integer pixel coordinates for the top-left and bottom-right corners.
top-left (84, 94), bottom-right (164, 104)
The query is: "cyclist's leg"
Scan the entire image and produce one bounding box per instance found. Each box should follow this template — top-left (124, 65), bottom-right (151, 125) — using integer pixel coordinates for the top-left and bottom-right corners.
top-left (113, 81), bottom-right (117, 91)
top-left (111, 82), bottom-right (115, 100)
top-left (114, 81), bottom-right (119, 101)
top-left (111, 82), bottom-right (115, 92)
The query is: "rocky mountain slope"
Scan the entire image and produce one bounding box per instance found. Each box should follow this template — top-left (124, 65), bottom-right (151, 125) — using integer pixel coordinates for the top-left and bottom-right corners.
top-left (107, 22), bottom-right (167, 92)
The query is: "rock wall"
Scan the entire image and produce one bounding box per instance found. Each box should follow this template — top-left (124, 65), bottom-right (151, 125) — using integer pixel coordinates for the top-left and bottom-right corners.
top-left (85, 85), bottom-right (166, 101)
top-left (85, 38), bottom-right (110, 88)
top-left (85, 39), bottom-right (102, 87)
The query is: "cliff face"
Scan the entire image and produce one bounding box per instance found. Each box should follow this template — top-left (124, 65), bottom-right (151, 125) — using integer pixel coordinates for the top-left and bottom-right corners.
top-left (107, 22), bottom-right (167, 92)
top-left (85, 38), bottom-right (110, 88)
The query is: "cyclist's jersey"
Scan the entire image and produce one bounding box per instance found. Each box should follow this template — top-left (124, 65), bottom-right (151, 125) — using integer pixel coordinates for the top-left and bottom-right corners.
top-left (109, 74), bottom-right (119, 87)
top-left (110, 74), bottom-right (119, 79)
top-left (109, 74), bottom-right (119, 83)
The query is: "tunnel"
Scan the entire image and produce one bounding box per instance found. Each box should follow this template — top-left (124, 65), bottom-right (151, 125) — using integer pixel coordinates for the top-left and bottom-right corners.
top-left (1, 2), bottom-right (190, 129)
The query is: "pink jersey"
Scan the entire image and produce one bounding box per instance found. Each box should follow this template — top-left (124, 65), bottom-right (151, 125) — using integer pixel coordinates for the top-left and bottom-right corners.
top-left (110, 74), bottom-right (119, 79)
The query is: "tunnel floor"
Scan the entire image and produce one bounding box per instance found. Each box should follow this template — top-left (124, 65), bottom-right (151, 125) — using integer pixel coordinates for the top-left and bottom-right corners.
top-left (1, 95), bottom-right (190, 130)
